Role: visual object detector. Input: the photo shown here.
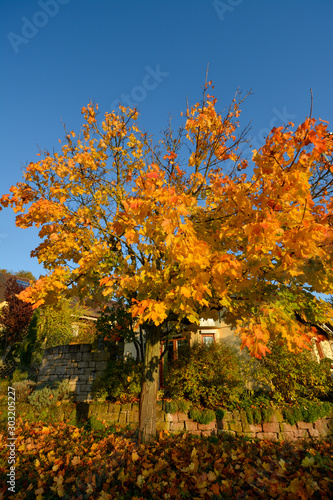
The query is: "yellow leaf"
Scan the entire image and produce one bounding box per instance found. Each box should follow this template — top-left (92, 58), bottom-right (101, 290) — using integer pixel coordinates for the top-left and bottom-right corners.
top-left (301, 456), bottom-right (315, 467)
top-left (132, 451), bottom-right (140, 462)
top-left (289, 478), bottom-right (303, 494)
top-left (71, 456), bottom-right (81, 466)
top-left (181, 286), bottom-right (191, 298)
top-left (278, 459), bottom-right (286, 470)
top-left (208, 471), bottom-right (217, 481)
top-left (136, 474), bottom-right (145, 487)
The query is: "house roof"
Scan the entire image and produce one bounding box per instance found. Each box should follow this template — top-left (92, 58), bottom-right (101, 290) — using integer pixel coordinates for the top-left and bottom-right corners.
top-left (0, 272), bottom-right (31, 304)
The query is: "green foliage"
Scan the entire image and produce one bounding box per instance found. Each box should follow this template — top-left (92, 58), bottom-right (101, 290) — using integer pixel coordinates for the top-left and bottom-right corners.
top-left (87, 416), bottom-right (107, 431)
top-left (92, 357), bottom-right (142, 403)
top-left (15, 269), bottom-right (36, 281)
top-left (28, 379), bottom-right (70, 410)
top-left (282, 400), bottom-right (333, 426)
top-left (163, 399), bottom-right (192, 414)
top-left (12, 380), bottom-right (36, 402)
top-left (19, 310), bottom-right (39, 367)
top-left (188, 408), bottom-right (216, 424)
top-left (261, 406), bottom-right (274, 423)
top-left (164, 341), bottom-right (245, 409)
top-left (255, 342), bottom-right (333, 403)
top-left (37, 298), bottom-right (96, 349)
top-left (215, 408), bottom-right (225, 421)
top-left (0, 379), bottom-right (9, 396)
top-left (96, 299), bottom-right (144, 362)
top-left (11, 367), bottom-right (29, 382)
top-left (227, 390), bottom-right (275, 424)
top-left (244, 406), bottom-right (262, 425)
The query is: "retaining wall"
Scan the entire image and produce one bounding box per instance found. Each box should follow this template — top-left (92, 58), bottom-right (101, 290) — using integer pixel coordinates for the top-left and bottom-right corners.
top-left (37, 344), bottom-right (110, 402)
top-left (77, 402), bottom-right (333, 441)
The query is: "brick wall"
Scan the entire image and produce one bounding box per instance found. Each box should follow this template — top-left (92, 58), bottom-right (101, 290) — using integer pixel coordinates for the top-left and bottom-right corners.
top-left (76, 402), bottom-right (333, 441)
top-left (37, 344), bottom-right (110, 402)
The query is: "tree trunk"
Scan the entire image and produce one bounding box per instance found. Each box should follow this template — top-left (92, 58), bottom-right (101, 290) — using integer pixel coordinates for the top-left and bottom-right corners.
top-left (139, 324), bottom-right (160, 443)
top-left (0, 344), bottom-right (12, 364)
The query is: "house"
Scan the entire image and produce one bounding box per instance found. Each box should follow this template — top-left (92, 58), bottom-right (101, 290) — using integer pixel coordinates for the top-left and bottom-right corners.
top-left (121, 308), bottom-right (333, 388)
top-left (311, 323), bottom-right (333, 362)
top-left (0, 272), bottom-right (31, 308)
top-left (123, 311), bottom-right (238, 358)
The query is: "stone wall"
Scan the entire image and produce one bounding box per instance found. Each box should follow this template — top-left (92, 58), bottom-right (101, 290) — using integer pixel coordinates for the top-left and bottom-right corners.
top-left (76, 402), bottom-right (333, 441)
top-left (37, 344), bottom-right (110, 402)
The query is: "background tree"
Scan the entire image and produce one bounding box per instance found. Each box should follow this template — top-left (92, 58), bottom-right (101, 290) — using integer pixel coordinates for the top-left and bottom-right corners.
top-left (15, 270), bottom-right (36, 281)
top-left (97, 298), bottom-right (143, 362)
top-left (0, 277), bottom-right (34, 362)
top-left (0, 269), bottom-right (36, 281)
top-left (1, 83), bottom-right (333, 441)
top-left (36, 297), bottom-right (95, 349)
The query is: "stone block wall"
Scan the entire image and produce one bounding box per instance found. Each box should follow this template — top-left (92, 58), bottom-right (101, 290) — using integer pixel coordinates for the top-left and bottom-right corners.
top-left (79, 402), bottom-right (333, 441)
top-left (37, 344), bottom-right (110, 402)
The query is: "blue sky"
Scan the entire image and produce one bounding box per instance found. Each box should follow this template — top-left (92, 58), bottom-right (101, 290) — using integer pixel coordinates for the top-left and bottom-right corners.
top-left (0, 0), bottom-right (332, 279)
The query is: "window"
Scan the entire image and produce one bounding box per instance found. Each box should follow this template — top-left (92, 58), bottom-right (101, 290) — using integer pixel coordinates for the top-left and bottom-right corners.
top-left (160, 337), bottom-right (189, 387)
top-left (202, 335), bottom-right (214, 344)
top-left (162, 338), bottom-right (188, 364)
top-left (200, 331), bottom-right (215, 344)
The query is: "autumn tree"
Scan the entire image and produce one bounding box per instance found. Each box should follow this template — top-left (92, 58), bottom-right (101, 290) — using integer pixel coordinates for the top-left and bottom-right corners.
top-left (0, 277), bottom-right (34, 362)
top-left (1, 83), bottom-right (333, 441)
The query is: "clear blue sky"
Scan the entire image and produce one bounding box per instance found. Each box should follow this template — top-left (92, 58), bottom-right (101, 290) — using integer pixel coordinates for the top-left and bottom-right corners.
top-left (0, 0), bottom-right (332, 279)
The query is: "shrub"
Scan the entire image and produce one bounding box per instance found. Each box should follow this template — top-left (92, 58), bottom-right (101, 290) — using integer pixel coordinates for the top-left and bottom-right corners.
top-left (11, 368), bottom-right (29, 383)
top-left (189, 408), bottom-right (216, 424)
top-left (257, 342), bottom-right (333, 403)
top-left (164, 340), bottom-right (244, 408)
top-left (0, 378), bottom-right (9, 396)
top-left (215, 408), bottom-right (225, 421)
top-left (282, 400), bottom-right (333, 425)
top-left (163, 399), bottom-right (192, 414)
top-left (12, 380), bottom-right (36, 402)
top-left (92, 357), bottom-right (142, 403)
top-left (28, 380), bottom-right (70, 410)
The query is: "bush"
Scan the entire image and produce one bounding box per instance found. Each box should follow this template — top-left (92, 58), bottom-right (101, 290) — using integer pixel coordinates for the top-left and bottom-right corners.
top-left (164, 341), bottom-right (244, 408)
top-left (233, 391), bottom-right (275, 424)
top-left (28, 380), bottom-right (70, 410)
top-left (282, 399), bottom-right (333, 426)
top-left (163, 399), bottom-right (192, 414)
top-left (12, 380), bottom-right (36, 402)
top-left (0, 378), bottom-right (9, 396)
top-left (92, 357), bottom-right (142, 403)
top-left (11, 368), bottom-right (29, 383)
top-left (189, 408), bottom-right (216, 424)
top-left (257, 342), bottom-right (333, 403)
top-left (215, 408), bottom-right (225, 421)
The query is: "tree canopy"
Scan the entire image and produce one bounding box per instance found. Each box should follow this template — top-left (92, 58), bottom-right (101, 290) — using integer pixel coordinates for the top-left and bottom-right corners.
top-left (1, 83), bottom-right (333, 440)
top-left (0, 277), bottom-right (34, 361)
